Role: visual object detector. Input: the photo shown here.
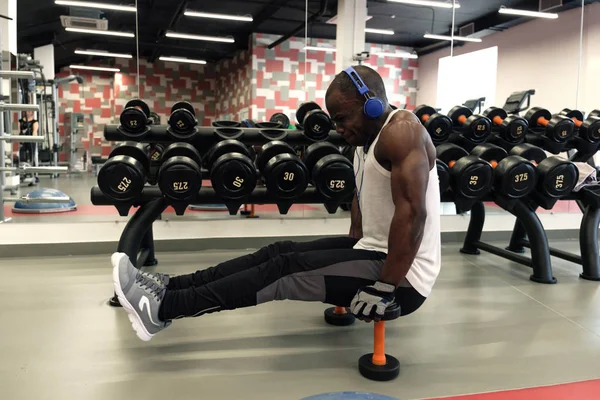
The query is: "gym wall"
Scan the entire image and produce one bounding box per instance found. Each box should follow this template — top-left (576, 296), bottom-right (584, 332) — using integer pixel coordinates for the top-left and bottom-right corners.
top-left (250, 33), bottom-right (419, 122)
top-left (417, 3), bottom-right (600, 113)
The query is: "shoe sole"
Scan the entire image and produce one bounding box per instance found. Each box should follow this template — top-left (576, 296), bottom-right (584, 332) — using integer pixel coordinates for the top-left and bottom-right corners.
top-left (112, 255), bottom-right (154, 342)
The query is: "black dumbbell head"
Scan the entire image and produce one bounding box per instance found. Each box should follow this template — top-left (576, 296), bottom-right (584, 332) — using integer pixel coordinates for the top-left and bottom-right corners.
top-left (471, 143), bottom-right (508, 164)
top-left (148, 144), bottom-right (165, 165)
top-left (558, 108), bottom-right (584, 122)
top-left (580, 117), bottom-right (600, 143)
top-left (436, 159), bottom-right (450, 193)
top-left (303, 142), bottom-right (340, 176)
top-left (162, 142), bottom-right (202, 166)
top-left (303, 109), bottom-right (332, 141)
top-left (97, 155), bottom-right (146, 202)
top-left (589, 110), bottom-right (600, 119)
top-left (500, 115), bottom-right (528, 142)
top-left (509, 143), bottom-right (547, 164)
top-left (495, 155), bottom-right (538, 199)
top-left (424, 114), bottom-right (452, 145)
top-left (256, 141), bottom-right (295, 172)
top-left (448, 106), bottom-right (473, 127)
top-left (524, 107), bottom-right (552, 129)
top-left (413, 105), bottom-right (437, 123)
top-left (436, 143), bottom-right (469, 166)
top-left (264, 153), bottom-right (309, 199)
top-left (313, 154), bottom-right (355, 201)
top-left (120, 100), bottom-right (150, 136)
top-left (537, 157), bottom-right (578, 198)
top-left (168, 102), bottom-right (197, 139)
top-left (109, 142), bottom-right (150, 172)
top-left (211, 153), bottom-right (257, 201)
top-left (462, 115), bottom-right (491, 143)
top-left (451, 155), bottom-right (494, 199)
top-left (358, 353), bottom-right (400, 382)
top-left (270, 112), bottom-right (291, 128)
top-left (205, 139), bottom-right (251, 168)
top-left (296, 101), bottom-right (322, 125)
top-left (547, 116), bottom-right (575, 142)
top-left (482, 106), bottom-right (508, 122)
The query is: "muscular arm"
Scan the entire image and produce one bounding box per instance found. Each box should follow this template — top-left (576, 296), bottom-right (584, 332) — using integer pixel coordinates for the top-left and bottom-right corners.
top-left (378, 121), bottom-right (432, 286)
top-left (349, 191), bottom-right (363, 239)
top-left (32, 122), bottom-right (39, 136)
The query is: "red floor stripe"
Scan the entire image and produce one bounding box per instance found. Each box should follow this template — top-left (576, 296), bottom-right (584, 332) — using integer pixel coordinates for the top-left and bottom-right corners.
top-left (429, 379), bottom-right (600, 400)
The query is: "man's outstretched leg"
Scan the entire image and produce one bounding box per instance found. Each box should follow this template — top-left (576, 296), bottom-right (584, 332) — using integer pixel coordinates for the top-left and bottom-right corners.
top-left (165, 236), bottom-right (358, 290)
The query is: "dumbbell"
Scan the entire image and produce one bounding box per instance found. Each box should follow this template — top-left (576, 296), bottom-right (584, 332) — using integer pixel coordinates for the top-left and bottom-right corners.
top-left (509, 143), bottom-right (579, 198)
top-left (204, 140), bottom-right (258, 201)
top-left (157, 143), bottom-right (203, 202)
top-left (269, 112), bottom-right (291, 129)
top-left (119, 99), bottom-right (151, 138)
top-left (589, 110), bottom-right (600, 119)
top-left (470, 143), bottom-right (538, 199)
top-left (358, 303), bottom-right (401, 382)
top-left (447, 106), bottom-right (492, 143)
top-left (167, 101), bottom-right (198, 140)
top-left (524, 107), bottom-right (575, 143)
top-left (97, 142), bottom-right (150, 202)
top-left (148, 111), bottom-right (160, 125)
top-left (413, 105), bottom-right (453, 145)
top-left (436, 143), bottom-right (493, 199)
top-left (482, 107), bottom-right (528, 144)
top-left (255, 141), bottom-right (309, 200)
top-left (436, 159), bottom-right (450, 193)
top-left (557, 108), bottom-right (600, 144)
top-left (296, 102), bottom-right (333, 141)
top-left (302, 142), bottom-right (355, 202)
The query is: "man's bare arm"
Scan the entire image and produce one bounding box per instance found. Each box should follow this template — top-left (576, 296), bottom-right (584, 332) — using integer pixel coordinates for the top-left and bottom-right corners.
top-left (349, 191), bottom-right (363, 239)
top-left (378, 122), bottom-right (431, 286)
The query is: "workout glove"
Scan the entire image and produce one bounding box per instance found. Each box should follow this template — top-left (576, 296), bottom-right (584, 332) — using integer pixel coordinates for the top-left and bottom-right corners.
top-left (350, 281), bottom-right (396, 322)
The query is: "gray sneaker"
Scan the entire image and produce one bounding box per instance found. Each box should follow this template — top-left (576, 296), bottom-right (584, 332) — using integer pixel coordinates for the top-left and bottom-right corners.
top-left (112, 252), bottom-right (171, 341)
top-left (140, 270), bottom-right (170, 288)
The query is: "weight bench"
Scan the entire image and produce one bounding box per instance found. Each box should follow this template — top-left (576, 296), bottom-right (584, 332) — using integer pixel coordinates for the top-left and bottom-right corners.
top-left (324, 304), bottom-right (402, 381)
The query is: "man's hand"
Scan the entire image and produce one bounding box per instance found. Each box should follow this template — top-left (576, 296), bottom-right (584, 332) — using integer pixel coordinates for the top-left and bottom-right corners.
top-left (350, 281), bottom-right (396, 322)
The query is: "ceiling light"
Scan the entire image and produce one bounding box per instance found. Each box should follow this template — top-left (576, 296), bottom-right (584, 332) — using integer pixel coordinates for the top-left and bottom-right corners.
top-left (498, 7), bottom-right (558, 19)
top-left (387, 0), bottom-right (460, 9)
top-left (55, 0), bottom-right (136, 12)
top-left (75, 49), bottom-right (132, 58)
top-left (374, 52), bottom-right (418, 59)
top-left (159, 56), bottom-right (207, 65)
top-left (424, 33), bottom-right (482, 42)
top-left (69, 65), bottom-right (120, 72)
top-left (66, 27), bottom-right (135, 37)
top-left (365, 28), bottom-right (394, 35)
top-left (303, 46), bottom-right (337, 53)
top-left (184, 10), bottom-right (253, 22)
top-left (165, 31), bottom-right (234, 43)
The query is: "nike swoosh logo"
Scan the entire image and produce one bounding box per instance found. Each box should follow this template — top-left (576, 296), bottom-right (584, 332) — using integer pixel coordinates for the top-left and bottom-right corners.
top-left (139, 296), bottom-right (161, 326)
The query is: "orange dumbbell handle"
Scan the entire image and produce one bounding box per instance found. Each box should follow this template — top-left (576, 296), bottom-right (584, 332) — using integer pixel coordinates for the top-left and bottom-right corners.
top-left (458, 115), bottom-right (467, 124)
top-left (448, 160), bottom-right (456, 168)
top-left (371, 321), bottom-right (387, 366)
top-left (537, 116), bottom-right (550, 127)
top-left (333, 306), bottom-right (347, 315)
top-left (421, 114), bottom-right (431, 122)
top-left (571, 117), bottom-right (583, 127)
top-left (490, 160), bottom-right (498, 168)
top-left (493, 116), bottom-right (504, 126)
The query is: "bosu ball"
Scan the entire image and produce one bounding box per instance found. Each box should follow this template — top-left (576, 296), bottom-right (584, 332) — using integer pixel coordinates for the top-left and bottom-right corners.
top-left (12, 188), bottom-right (77, 214)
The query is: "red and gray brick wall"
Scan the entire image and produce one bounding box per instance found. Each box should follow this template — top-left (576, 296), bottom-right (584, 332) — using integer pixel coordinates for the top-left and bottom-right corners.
top-left (250, 33), bottom-right (419, 123)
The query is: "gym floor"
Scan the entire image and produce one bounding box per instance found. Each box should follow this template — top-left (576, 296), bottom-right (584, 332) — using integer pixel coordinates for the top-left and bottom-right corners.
top-left (2, 240), bottom-right (600, 400)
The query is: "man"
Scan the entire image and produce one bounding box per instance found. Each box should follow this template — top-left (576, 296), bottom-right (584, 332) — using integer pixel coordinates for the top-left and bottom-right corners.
top-left (112, 65), bottom-right (441, 342)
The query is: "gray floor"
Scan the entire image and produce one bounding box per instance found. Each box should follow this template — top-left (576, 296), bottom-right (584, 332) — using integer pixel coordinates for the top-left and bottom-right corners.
top-left (2, 240), bottom-right (600, 400)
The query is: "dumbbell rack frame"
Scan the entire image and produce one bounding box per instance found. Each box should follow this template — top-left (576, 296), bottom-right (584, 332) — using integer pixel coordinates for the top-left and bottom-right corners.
top-left (504, 149), bottom-right (600, 281)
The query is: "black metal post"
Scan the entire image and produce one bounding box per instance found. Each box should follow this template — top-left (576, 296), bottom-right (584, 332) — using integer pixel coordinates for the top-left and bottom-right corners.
top-left (139, 224), bottom-right (158, 267)
top-left (460, 201), bottom-right (485, 255)
top-left (507, 220), bottom-right (527, 253)
top-left (108, 198), bottom-right (168, 307)
top-left (579, 205), bottom-right (600, 281)
top-left (511, 201), bottom-right (555, 284)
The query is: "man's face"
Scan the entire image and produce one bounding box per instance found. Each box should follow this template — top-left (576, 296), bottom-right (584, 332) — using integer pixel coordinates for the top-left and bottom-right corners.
top-left (325, 89), bottom-right (370, 146)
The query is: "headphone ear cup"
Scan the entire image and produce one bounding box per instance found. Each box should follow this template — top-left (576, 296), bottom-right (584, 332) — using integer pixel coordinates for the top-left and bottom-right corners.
top-left (364, 98), bottom-right (385, 119)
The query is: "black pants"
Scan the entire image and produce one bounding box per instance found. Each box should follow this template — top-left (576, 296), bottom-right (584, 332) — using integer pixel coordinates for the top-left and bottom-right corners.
top-left (158, 236), bottom-right (427, 321)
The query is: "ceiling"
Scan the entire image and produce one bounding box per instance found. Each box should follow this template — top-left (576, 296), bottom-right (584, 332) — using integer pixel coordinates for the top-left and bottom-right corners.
top-left (16, 0), bottom-right (589, 70)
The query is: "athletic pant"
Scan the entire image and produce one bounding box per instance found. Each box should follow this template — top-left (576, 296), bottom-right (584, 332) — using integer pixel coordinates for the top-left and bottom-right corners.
top-left (158, 236), bottom-right (426, 321)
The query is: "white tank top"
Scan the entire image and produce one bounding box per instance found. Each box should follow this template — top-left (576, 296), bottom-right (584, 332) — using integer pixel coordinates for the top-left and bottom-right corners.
top-left (353, 110), bottom-right (441, 297)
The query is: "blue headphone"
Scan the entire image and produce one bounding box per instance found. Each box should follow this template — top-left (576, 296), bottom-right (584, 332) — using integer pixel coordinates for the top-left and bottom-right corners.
top-left (343, 66), bottom-right (385, 119)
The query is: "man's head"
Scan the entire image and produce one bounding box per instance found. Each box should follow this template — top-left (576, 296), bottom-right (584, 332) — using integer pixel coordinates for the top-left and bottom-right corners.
top-left (325, 65), bottom-right (390, 146)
